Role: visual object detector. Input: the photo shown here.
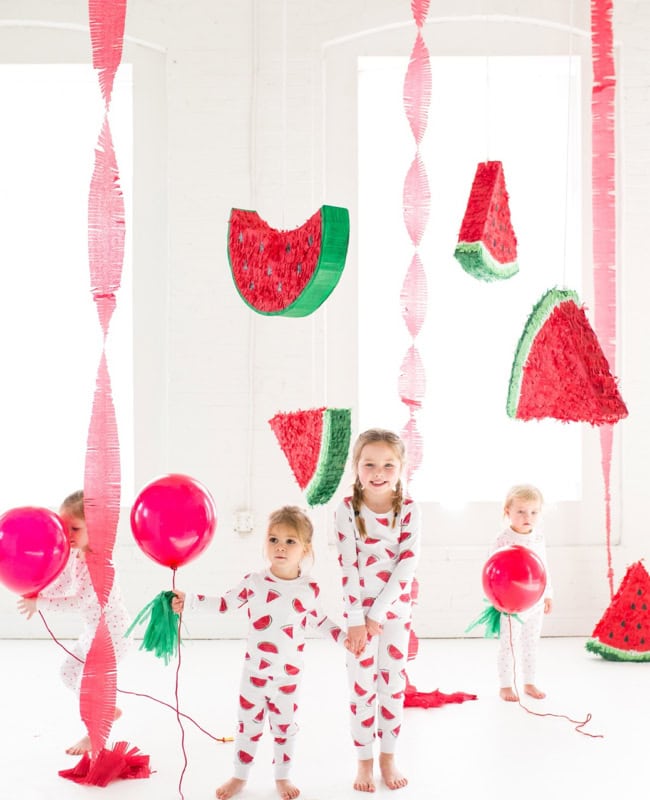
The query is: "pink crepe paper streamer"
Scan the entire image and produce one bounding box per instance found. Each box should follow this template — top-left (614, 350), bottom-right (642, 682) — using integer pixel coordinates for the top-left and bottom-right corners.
top-left (80, 0), bottom-right (127, 758)
top-left (89, 0), bottom-right (127, 107)
top-left (89, 115), bottom-right (125, 336)
top-left (410, 0), bottom-right (431, 29)
top-left (399, 2), bottom-right (430, 485)
top-left (591, 0), bottom-right (617, 598)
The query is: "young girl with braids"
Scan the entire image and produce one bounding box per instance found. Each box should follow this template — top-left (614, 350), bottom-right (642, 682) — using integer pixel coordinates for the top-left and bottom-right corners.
top-left (334, 428), bottom-right (421, 793)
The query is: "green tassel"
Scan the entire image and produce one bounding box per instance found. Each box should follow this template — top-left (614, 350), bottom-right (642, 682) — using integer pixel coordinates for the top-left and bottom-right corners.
top-left (125, 590), bottom-right (179, 665)
top-left (465, 602), bottom-right (523, 639)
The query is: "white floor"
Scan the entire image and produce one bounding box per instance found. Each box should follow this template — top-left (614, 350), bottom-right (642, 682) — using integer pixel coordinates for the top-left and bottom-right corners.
top-left (3, 635), bottom-right (646, 800)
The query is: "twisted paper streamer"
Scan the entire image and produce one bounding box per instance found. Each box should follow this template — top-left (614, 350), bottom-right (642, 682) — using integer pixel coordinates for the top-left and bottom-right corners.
top-left (81, 0), bottom-right (127, 757)
top-left (400, 2), bottom-right (430, 484)
top-left (591, 0), bottom-right (617, 598)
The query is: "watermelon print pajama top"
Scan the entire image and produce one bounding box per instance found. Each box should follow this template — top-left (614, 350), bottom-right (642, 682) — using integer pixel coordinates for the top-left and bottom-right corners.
top-left (492, 527), bottom-right (554, 687)
top-left (184, 570), bottom-right (344, 780)
top-left (36, 553), bottom-right (132, 694)
top-left (334, 497), bottom-right (421, 760)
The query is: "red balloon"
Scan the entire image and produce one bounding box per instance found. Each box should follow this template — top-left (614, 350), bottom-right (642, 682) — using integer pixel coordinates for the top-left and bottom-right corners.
top-left (0, 506), bottom-right (70, 598)
top-left (130, 474), bottom-right (217, 569)
top-left (482, 545), bottom-right (546, 614)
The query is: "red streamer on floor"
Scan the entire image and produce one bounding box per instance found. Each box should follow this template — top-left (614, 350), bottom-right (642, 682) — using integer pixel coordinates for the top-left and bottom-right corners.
top-left (506, 617), bottom-right (603, 739)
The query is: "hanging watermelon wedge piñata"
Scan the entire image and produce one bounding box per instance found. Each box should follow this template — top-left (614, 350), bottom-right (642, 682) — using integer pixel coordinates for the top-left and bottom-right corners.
top-left (586, 561), bottom-right (650, 662)
top-left (506, 288), bottom-right (628, 425)
top-left (454, 160), bottom-right (518, 282)
top-left (228, 205), bottom-right (349, 317)
top-left (269, 407), bottom-right (351, 506)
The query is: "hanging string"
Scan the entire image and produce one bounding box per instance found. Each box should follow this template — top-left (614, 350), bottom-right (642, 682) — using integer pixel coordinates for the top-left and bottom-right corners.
top-left (561, 0), bottom-right (576, 289)
top-left (506, 617), bottom-right (603, 739)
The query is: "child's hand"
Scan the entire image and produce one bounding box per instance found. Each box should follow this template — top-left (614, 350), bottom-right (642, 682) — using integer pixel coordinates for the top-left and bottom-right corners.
top-left (343, 636), bottom-right (364, 656)
top-left (366, 617), bottom-right (383, 637)
top-left (544, 598), bottom-right (553, 614)
top-left (17, 597), bottom-right (37, 620)
top-left (346, 624), bottom-right (368, 656)
top-left (171, 591), bottom-right (185, 615)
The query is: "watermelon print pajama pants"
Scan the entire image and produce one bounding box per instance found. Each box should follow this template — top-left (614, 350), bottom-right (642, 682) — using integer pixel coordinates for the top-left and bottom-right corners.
top-left (346, 617), bottom-right (410, 759)
top-left (497, 603), bottom-right (544, 687)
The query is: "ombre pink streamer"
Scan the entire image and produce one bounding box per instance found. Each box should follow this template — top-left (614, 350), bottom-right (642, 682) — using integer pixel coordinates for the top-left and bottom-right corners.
top-left (89, 0), bottom-right (127, 106)
top-left (403, 154), bottom-right (430, 248)
top-left (410, 0), bottom-right (431, 29)
top-left (403, 33), bottom-right (432, 145)
top-left (399, 2), bottom-right (430, 482)
top-left (399, 346), bottom-right (426, 408)
top-left (81, 0), bottom-right (127, 758)
top-left (89, 115), bottom-right (125, 336)
top-left (400, 253), bottom-right (427, 338)
top-left (591, 0), bottom-right (617, 598)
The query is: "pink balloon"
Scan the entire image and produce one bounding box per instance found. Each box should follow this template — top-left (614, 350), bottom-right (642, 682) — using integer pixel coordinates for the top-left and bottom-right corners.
top-left (130, 474), bottom-right (217, 569)
top-left (482, 545), bottom-right (546, 614)
top-left (0, 506), bottom-right (70, 598)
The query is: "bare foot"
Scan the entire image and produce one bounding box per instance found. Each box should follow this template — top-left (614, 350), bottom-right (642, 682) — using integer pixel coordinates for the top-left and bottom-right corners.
top-left (499, 686), bottom-right (519, 702)
top-left (276, 778), bottom-right (300, 799)
top-left (524, 683), bottom-right (546, 699)
top-left (379, 753), bottom-right (407, 790)
top-left (65, 707), bottom-right (122, 755)
top-left (354, 758), bottom-right (376, 792)
top-left (216, 777), bottom-right (246, 800)
top-left (66, 735), bottom-right (91, 756)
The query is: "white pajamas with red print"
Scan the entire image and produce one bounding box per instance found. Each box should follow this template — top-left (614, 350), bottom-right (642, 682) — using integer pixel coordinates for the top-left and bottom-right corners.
top-left (335, 498), bottom-right (421, 760)
top-left (492, 527), bottom-right (553, 687)
top-left (37, 553), bottom-right (132, 694)
top-left (185, 570), bottom-right (344, 780)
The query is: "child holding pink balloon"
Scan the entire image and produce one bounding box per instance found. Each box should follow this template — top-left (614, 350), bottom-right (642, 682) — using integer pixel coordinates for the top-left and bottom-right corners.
top-left (171, 505), bottom-right (350, 800)
top-left (17, 490), bottom-right (131, 754)
top-left (493, 484), bottom-right (553, 702)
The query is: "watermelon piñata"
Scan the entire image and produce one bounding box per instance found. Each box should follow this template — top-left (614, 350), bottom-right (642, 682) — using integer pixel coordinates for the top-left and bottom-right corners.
top-left (227, 205), bottom-right (349, 317)
top-left (269, 407), bottom-right (351, 506)
top-left (586, 561), bottom-right (650, 662)
top-left (506, 288), bottom-right (628, 424)
top-left (454, 160), bottom-right (518, 282)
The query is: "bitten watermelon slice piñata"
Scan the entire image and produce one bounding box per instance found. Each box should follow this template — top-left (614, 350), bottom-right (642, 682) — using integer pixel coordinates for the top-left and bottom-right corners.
top-left (506, 288), bottom-right (628, 425)
top-left (228, 205), bottom-right (349, 317)
top-left (268, 407), bottom-right (351, 506)
top-left (586, 561), bottom-right (650, 662)
top-left (454, 160), bottom-right (518, 282)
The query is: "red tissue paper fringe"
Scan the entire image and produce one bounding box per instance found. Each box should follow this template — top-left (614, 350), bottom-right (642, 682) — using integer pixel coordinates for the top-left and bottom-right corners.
top-left (400, 253), bottom-right (427, 339)
top-left (403, 153), bottom-right (430, 248)
top-left (410, 0), bottom-right (431, 28)
top-left (89, 0), bottom-right (127, 107)
top-left (59, 741), bottom-right (152, 786)
top-left (403, 32), bottom-right (431, 145)
top-left (398, 345), bottom-right (426, 409)
top-left (268, 408), bottom-right (324, 490)
top-left (404, 682), bottom-right (478, 709)
top-left (80, 617), bottom-right (117, 756)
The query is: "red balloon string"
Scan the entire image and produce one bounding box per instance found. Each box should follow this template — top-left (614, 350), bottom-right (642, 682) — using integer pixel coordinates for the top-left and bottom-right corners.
top-left (171, 569), bottom-right (189, 800)
top-left (36, 610), bottom-right (232, 745)
top-left (506, 617), bottom-right (603, 739)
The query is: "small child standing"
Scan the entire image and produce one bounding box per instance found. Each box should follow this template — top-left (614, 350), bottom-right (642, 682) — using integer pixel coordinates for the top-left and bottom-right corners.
top-left (17, 490), bottom-right (132, 753)
top-left (334, 428), bottom-right (421, 793)
top-left (494, 484), bottom-right (553, 702)
top-left (172, 505), bottom-right (349, 800)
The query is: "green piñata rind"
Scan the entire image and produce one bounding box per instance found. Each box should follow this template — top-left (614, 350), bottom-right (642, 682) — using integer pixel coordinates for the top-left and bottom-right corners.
top-left (454, 241), bottom-right (519, 283)
top-left (305, 408), bottom-right (351, 506)
top-left (506, 287), bottom-right (580, 418)
top-left (585, 638), bottom-right (650, 662)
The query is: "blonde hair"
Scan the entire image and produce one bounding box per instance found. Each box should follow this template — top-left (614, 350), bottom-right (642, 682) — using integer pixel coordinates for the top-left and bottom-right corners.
top-left (504, 484), bottom-right (544, 512)
top-left (267, 505), bottom-right (314, 557)
top-left (350, 428), bottom-right (406, 538)
top-left (60, 490), bottom-right (85, 519)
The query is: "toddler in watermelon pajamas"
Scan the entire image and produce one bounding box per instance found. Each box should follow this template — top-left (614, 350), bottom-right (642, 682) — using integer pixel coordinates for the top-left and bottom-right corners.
top-left (494, 484), bottom-right (553, 702)
top-left (172, 505), bottom-right (349, 800)
top-left (334, 428), bottom-right (421, 793)
top-left (17, 490), bottom-right (131, 755)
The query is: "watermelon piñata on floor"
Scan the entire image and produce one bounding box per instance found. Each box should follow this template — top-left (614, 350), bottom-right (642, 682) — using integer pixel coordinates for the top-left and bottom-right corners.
top-left (269, 407), bottom-right (351, 506)
top-left (454, 160), bottom-right (518, 282)
top-left (506, 287), bottom-right (628, 424)
top-left (227, 205), bottom-right (349, 317)
top-left (586, 561), bottom-right (650, 662)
